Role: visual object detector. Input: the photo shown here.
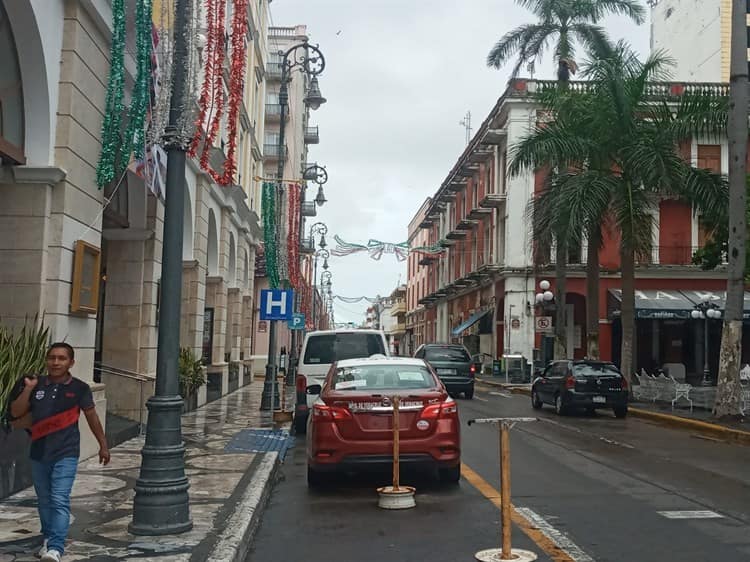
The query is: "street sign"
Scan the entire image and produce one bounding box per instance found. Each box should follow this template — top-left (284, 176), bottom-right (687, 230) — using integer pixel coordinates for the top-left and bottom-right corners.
top-left (260, 289), bottom-right (294, 321)
top-left (288, 313), bottom-right (305, 330)
top-left (535, 316), bottom-right (552, 333)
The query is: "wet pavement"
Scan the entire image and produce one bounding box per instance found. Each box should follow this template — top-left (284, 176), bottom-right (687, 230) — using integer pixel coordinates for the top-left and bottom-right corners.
top-left (0, 382), bottom-right (281, 561)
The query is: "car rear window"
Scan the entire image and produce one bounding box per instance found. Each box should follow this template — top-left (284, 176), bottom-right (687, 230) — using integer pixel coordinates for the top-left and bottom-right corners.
top-left (424, 347), bottom-right (470, 362)
top-left (331, 365), bottom-right (437, 391)
top-left (304, 333), bottom-right (386, 364)
top-left (573, 363), bottom-right (621, 377)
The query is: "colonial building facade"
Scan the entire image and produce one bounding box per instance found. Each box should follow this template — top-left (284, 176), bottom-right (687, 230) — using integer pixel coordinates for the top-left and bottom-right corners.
top-left (407, 78), bottom-right (739, 382)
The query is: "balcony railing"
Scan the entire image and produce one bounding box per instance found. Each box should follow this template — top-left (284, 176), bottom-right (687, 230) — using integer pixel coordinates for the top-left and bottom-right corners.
top-left (304, 126), bottom-right (320, 144)
top-left (510, 78), bottom-right (730, 100)
top-left (263, 143), bottom-right (288, 159)
top-left (543, 246), bottom-right (710, 266)
top-left (265, 103), bottom-right (289, 120)
top-left (267, 62), bottom-right (283, 79)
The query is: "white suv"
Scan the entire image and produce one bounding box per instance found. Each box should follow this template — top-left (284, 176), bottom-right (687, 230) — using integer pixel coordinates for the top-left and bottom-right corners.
top-left (294, 329), bottom-right (390, 433)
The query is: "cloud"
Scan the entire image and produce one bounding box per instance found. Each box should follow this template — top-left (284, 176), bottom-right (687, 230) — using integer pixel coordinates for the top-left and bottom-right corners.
top-left (270, 1), bottom-right (651, 324)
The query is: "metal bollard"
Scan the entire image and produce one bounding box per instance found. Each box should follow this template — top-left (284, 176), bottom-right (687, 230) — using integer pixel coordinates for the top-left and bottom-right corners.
top-left (468, 417), bottom-right (538, 562)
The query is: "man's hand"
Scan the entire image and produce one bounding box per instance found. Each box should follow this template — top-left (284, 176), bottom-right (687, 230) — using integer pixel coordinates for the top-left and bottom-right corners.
top-left (24, 376), bottom-right (38, 390)
top-left (99, 447), bottom-right (111, 466)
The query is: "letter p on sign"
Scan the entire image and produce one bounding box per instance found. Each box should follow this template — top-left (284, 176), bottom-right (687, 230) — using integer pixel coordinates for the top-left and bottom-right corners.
top-left (260, 289), bottom-right (294, 321)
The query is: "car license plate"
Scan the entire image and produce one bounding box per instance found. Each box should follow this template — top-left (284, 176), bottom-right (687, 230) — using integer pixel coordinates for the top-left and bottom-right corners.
top-left (593, 396), bottom-right (606, 404)
top-left (437, 368), bottom-right (457, 375)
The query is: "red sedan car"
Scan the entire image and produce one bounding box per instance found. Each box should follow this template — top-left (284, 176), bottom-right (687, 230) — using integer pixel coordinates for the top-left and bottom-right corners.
top-left (306, 357), bottom-right (461, 486)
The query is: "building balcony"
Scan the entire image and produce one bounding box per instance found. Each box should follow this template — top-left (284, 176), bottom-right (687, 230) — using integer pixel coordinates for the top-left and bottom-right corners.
top-left (447, 179), bottom-right (467, 192)
top-left (479, 193), bottom-right (507, 208)
top-left (438, 191), bottom-right (457, 203)
top-left (301, 201), bottom-right (317, 217)
top-left (265, 104), bottom-right (289, 121)
top-left (419, 255), bottom-right (438, 266)
top-left (419, 218), bottom-right (434, 229)
top-left (467, 206), bottom-right (493, 221)
top-left (446, 229), bottom-right (467, 240)
top-left (304, 126), bottom-right (320, 144)
top-left (386, 322), bottom-right (407, 335)
top-left (300, 237), bottom-right (315, 254)
top-left (456, 218), bottom-right (478, 230)
top-left (267, 61), bottom-right (283, 80)
top-left (439, 238), bottom-right (456, 247)
top-left (542, 245), bottom-right (707, 267)
top-left (390, 301), bottom-right (406, 316)
top-left (263, 143), bottom-right (288, 160)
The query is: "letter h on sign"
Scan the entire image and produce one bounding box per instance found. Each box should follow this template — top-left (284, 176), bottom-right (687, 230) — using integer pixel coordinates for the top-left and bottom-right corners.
top-left (260, 289), bottom-right (294, 321)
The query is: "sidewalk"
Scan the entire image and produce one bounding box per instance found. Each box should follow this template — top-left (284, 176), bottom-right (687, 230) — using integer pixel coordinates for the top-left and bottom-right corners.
top-left (476, 375), bottom-right (750, 444)
top-left (0, 382), bottom-right (290, 561)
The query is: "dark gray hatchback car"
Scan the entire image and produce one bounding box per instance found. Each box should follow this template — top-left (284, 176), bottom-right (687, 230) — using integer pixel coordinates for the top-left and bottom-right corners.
top-left (414, 344), bottom-right (475, 399)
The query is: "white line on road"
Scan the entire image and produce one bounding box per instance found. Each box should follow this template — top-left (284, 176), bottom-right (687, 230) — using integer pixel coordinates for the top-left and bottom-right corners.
top-left (473, 395), bottom-right (488, 402)
top-left (489, 391), bottom-right (512, 398)
top-left (598, 436), bottom-right (635, 449)
top-left (515, 507), bottom-right (595, 562)
top-left (658, 510), bottom-right (724, 519)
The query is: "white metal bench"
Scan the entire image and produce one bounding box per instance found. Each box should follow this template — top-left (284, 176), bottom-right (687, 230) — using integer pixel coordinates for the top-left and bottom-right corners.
top-left (670, 375), bottom-right (693, 412)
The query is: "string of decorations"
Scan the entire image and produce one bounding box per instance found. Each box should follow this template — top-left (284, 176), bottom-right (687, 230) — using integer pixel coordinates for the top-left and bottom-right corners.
top-left (333, 295), bottom-right (381, 304)
top-left (276, 188), bottom-right (289, 283)
top-left (330, 235), bottom-right (448, 261)
top-left (95, 0), bottom-right (126, 187)
top-left (287, 183), bottom-right (302, 290)
top-left (207, 0), bottom-right (249, 185)
top-left (262, 182), bottom-right (279, 288)
top-left (120, 0), bottom-right (154, 164)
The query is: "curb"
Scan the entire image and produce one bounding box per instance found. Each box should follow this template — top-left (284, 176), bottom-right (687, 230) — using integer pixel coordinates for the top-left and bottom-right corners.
top-left (477, 377), bottom-right (750, 445)
top-left (206, 451), bottom-right (280, 562)
top-left (628, 407), bottom-right (750, 445)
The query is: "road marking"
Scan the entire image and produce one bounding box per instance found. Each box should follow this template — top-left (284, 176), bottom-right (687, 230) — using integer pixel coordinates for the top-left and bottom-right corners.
top-left (598, 437), bottom-right (635, 449)
top-left (490, 391), bottom-right (512, 398)
top-left (474, 396), bottom-right (489, 402)
top-left (462, 463), bottom-right (593, 562)
top-left (658, 510), bottom-right (724, 519)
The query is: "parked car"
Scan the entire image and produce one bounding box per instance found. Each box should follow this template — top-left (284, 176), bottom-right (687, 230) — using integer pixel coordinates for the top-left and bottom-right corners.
top-left (294, 329), bottom-right (389, 433)
top-left (414, 343), bottom-right (475, 399)
top-left (306, 356), bottom-right (461, 486)
top-left (531, 360), bottom-right (629, 418)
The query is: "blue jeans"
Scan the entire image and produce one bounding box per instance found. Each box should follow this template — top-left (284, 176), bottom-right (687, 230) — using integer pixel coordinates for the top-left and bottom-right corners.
top-left (31, 457), bottom-right (78, 554)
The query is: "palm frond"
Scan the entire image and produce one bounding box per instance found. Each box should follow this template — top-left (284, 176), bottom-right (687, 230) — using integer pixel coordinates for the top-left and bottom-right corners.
top-left (569, 23), bottom-right (612, 59)
top-left (508, 120), bottom-right (594, 176)
top-left (487, 23), bottom-right (552, 70)
top-left (517, 0), bottom-right (557, 19)
top-left (574, 0), bottom-right (647, 24)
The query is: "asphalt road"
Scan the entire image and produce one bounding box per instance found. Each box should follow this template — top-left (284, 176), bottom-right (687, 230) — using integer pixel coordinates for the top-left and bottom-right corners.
top-left (247, 381), bottom-right (750, 561)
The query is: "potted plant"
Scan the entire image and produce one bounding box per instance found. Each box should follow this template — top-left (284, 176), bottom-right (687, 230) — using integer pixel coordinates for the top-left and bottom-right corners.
top-left (0, 318), bottom-right (50, 499)
top-left (179, 347), bottom-right (205, 413)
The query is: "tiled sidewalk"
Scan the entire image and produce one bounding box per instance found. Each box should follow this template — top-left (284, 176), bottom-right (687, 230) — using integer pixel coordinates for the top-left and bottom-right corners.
top-left (0, 382), bottom-right (288, 561)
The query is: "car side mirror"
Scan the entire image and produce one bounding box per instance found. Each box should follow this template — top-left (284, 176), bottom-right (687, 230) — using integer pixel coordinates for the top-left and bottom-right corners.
top-left (306, 384), bottom-right (322, 395)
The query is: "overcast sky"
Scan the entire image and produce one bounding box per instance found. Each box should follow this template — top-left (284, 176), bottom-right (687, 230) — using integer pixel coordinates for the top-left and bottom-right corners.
top-left (270, 0), bottom-right (652, 325)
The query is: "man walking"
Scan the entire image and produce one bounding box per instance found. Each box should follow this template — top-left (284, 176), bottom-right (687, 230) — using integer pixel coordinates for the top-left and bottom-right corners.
top-left (10, 342), bottom-right (110, 562)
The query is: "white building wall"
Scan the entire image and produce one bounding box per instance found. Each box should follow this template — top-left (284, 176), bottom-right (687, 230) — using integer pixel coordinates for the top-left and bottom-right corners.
top-left (650, 0), bottom-right (723, 82)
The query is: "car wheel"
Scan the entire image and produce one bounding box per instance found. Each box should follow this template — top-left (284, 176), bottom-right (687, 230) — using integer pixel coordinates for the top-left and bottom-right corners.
top-left (554, 394), bottom-right (567, 416)
top-left (614, 405), bottom-right (628, 419)
top-left (439, 464), bottom-right (461, 484)
top-left (294, 412), bottom-right (308, 435)
top-left (531, 389), bottom-right (543, 410)
top-left (465, 387), bottom-right (474, 399)
top-left (307, 465), bottom-right (327, 488)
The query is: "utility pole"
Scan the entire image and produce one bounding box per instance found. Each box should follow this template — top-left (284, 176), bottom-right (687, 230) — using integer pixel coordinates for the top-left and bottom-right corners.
top-left (459, 111), bottom-right (472, 145)
top-left (130, 0), bottom-right (191, 535)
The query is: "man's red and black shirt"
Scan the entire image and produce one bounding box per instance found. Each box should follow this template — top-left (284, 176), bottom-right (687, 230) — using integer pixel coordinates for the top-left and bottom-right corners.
top-left (26, 375), bottom-right (95, 463)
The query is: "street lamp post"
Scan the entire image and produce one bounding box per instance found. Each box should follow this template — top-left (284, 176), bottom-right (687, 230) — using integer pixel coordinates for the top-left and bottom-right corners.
top-left (130, 0), bottom-right (192, 535)
top-left (262, 42), bottom-right (326, 411)
top-left (534, 280), bottom-right (555, 368)
top-left (312, 248), bottom-right (330, 330)
top-left (691, 296), bottom-right (722, 386)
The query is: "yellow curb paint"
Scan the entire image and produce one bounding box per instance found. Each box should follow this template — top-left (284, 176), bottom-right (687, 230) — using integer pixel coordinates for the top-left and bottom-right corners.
top-left (629, 407), bottom-right (750, 445)
top-left (461, 462), bottom-right (575, 562)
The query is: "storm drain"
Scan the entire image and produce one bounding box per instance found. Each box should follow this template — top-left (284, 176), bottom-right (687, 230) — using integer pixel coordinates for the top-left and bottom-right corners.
top-left (224, 428), bottom-right (295, 460)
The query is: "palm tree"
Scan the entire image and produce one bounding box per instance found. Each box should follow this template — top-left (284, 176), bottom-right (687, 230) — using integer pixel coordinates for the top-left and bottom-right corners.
top-left (488, 0), bottom-right (645, 359)
top-left (510, 43), bottom-right (728, 384)
top-left (487, 0), bottom-right (646, 82)
top-left (714, 0), bottom-right (748, 419)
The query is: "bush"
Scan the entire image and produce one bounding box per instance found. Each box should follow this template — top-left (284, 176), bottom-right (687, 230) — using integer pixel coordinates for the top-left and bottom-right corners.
top-left (0, 318), bottom-right (50, 428)
top-left (179, 347), bottom-right (205, 397)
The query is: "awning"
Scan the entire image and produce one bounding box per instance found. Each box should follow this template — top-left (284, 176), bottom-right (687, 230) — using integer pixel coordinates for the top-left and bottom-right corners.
top-left (452, 308), bottom-right (492, 336)
top-left (608, 289), bottom-right (696, 320)
top-left (609, 289), bottom-right (750, 320)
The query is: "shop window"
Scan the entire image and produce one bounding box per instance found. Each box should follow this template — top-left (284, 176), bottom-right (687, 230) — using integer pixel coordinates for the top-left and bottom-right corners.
top-left (0, 3), bottom-right (25, 164)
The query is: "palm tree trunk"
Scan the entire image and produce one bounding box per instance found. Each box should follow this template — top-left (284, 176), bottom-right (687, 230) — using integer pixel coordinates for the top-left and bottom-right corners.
top-left (586, 227), bottom-right (601, 360)
top-left (619, 246), bottom-right (636, 388)
top-left (554, 240), bottom-right (567, 359)
top-left (715, 0), bottom-right (748, 419)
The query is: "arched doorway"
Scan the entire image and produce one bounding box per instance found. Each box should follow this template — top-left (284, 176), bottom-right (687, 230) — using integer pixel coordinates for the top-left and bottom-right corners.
top-left (0, 2), bottom-right (24, 164)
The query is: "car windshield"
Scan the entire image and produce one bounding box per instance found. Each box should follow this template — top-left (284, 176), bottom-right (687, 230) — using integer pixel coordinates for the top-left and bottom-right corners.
top-left (331, 364), bottom-right (436, 391)
top-left (424, 347), bottom-right (470, 362)
top-left (573, 363), bottom-right (621, 377)
top-left (304, 333), bottom-right (386, 364)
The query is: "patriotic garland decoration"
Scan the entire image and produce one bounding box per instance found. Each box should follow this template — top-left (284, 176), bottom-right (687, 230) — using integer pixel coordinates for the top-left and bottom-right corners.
top-left (287, 183), bottom-right (302, 289)
top-left (333, 295), bottom-right (380, 304)
top-left (330, 236), bottom-right (447, 261)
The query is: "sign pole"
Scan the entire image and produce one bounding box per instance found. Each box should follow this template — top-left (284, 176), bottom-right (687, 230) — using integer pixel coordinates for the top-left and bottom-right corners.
top-left (377, 395), bottom-right (415, 509)
top-left (392, 396), bottom-right (400, 491)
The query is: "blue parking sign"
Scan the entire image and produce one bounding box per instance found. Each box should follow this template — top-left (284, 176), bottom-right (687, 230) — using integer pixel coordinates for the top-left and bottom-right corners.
top-left (288, 313), bottom-right (305, 330)
top-left (260, 289), bottom-right (294, 321)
